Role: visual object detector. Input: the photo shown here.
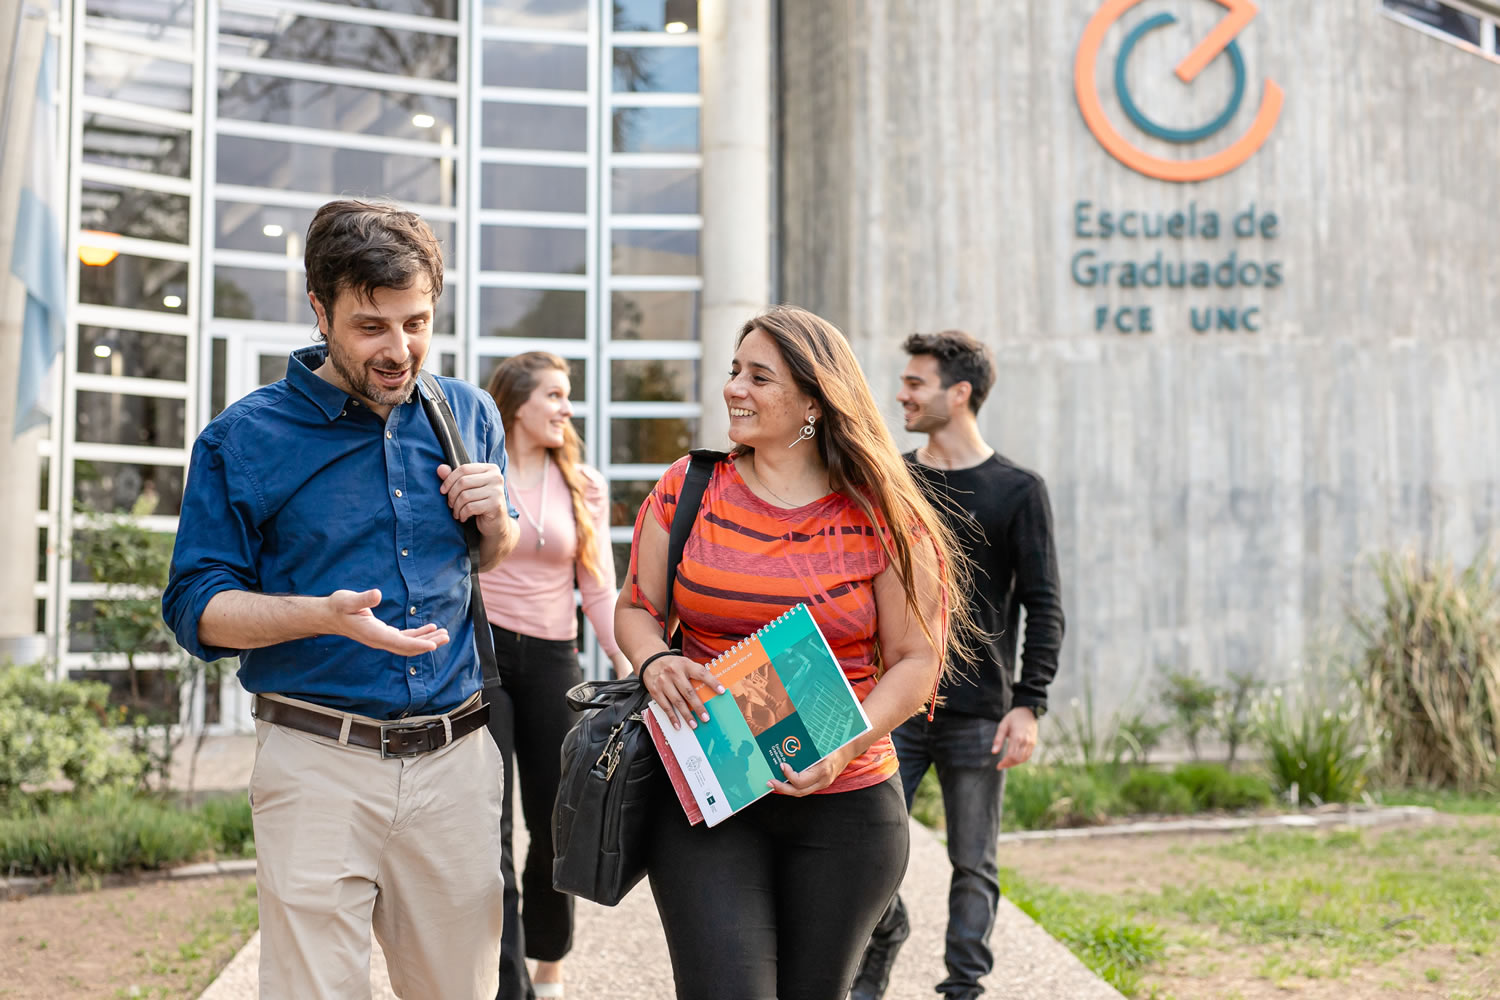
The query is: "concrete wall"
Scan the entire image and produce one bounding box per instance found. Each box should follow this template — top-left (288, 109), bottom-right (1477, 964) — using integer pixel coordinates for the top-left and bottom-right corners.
top-left (778, 0), bottom-right (1500, 712)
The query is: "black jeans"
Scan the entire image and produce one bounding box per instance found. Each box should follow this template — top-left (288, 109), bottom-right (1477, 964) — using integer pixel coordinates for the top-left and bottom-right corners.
top-left (870, 713), bottom-right (1006, 999)
top-left (487, 626), bottom-right (584, 1000)
top-left (647, 773), bottom-right (908, 1000)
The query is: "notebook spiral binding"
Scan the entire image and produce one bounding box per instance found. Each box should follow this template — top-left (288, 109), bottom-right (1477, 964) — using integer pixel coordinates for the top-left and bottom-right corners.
top-left (705, 603), bottom-right (805, 673)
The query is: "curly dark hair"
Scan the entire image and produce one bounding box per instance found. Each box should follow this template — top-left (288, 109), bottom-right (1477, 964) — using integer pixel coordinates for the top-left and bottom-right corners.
top-left (304, 199), bottom-right (443, 332)
top-left (901, 330), bottom-right (994, 414)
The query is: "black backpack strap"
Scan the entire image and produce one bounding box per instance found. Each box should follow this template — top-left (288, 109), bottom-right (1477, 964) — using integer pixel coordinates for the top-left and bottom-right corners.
top-left (661, 449), bottom-right (726, 644)
top-left (417, 371), bottom-right (501, 691)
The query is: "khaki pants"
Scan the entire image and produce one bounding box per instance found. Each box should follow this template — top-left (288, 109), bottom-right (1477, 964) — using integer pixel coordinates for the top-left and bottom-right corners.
top-left (250, 696), bottom-right (505, 999)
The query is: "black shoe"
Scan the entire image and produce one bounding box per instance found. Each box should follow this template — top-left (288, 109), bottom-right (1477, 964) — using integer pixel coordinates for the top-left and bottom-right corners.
top-left (848, 920), bottom-right (910, 1000)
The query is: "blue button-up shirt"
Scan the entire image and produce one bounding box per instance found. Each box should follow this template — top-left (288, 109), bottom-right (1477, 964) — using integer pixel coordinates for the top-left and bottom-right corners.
top-left (163, 345), bottom-right (515, 719)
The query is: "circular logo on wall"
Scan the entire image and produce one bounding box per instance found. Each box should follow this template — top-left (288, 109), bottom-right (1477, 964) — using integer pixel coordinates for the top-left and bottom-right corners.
top-left (1075, 0), bottom-right (1284, 182)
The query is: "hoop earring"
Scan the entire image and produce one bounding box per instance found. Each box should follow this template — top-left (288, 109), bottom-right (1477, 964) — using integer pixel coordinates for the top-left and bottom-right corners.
top-left (788, 414), bottom-right (817, 448)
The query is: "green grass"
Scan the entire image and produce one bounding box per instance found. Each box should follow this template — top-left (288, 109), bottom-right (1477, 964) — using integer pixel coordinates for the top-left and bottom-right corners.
top-left (1009, 819), bottom-right (1500, 995)
top-left (999, 868), bottom-right (1165, 997)
top-left (1374, 786), bottom-right (1500, 815)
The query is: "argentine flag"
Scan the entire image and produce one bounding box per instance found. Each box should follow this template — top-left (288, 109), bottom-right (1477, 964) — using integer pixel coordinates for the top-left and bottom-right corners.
top-left (10, 18), bottom-right (63, 437)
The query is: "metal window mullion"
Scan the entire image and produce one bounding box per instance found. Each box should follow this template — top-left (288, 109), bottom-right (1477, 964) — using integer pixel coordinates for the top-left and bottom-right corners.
top-left (478, 148), bottom-right (590, 167)
top-left (594, 0), bottom-right (614, 511)
top-left (75, 303), bottom-right (194, 336)
top-left (605, 339), bottom-right (701, 360)
top-left (80, 27), bottom-right (195, 63)
top-left (608, 31), bottom-right (700, 47)
top-left (213, 184), bottom-right (460, 221)
top-left (52, 0), bottom-right (87, 675)
top-left (477, 209), bottom-right (590, 228)
top-left (219, 0), bottom-right (461, 36)
top-left (78, 94), bottom-right (194, 131)
top-left (475, 338), bottom-right (595, 359)
top-left (606, 463), bottom-right (671, 481)
top-left (611, 152), bottom-right (702, 169)
top-left (478, 85), bottom-right (590, 106)
top-left (208, 318), bottom-right (319, 338)
top-left (610, 92), bottom-right (702, 109)
top-left (608, 274), bottom-right (703, 291)
top-left (213, 248), bottom-right (304, 272)
top-left (458, 0), bottom-right (476, 383)
top-left (609, 401), bottom-right (701, 419)
top-left (578, 0), bottom-right (607, 683)
top-left (478, 24), bottom-right (589, 46)
top-left (73, 372), bottom-right (192, 399)
top-left (214, 54), bottom-right (461, 99)
top-left (478, 271), bottom-right (591, 290)
top-left (610, 213), bottom-right (702, 230)
top-left (79, 162), bottom-right (194, 197)
top-left (76, 232), bottom-right (194, 262)
top-left (70, 443), bottom-right (189, 466)
top-left (215, 118), bottom-right (459, 159)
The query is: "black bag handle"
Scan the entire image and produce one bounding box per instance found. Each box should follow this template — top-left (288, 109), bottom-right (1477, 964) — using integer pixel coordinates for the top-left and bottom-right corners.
top-left (417, 371), bottom-right (501, 691)
top-left (661, 448), bottom-right (724, 645)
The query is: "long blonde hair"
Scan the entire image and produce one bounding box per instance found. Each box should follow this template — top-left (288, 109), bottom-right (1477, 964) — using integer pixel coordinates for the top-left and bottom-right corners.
top-left (733, 306), bottom-right (977, 673)
top-left (486, 352), bottom-right (605, 584)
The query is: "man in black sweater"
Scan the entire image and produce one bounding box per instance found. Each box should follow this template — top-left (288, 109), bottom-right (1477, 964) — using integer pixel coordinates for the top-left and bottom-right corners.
top-left (850, 331), bottom-right (1065, 1000)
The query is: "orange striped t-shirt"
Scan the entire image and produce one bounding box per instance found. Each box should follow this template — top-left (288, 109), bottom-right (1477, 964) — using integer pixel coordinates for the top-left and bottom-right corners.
top-left (628, 454), bottom-right (898, 794)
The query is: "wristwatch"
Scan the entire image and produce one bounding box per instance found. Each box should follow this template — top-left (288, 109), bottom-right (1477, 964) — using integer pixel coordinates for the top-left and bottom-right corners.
top-left (1018, 703), bottom-right (1047, 720)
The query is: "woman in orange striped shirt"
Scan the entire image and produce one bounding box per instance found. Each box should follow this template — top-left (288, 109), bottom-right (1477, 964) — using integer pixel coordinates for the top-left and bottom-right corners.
top-left (615, 306), bottom-right (972, 1000)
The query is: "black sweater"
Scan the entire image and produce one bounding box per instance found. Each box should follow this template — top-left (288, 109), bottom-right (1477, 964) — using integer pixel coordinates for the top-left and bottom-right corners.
top-left (906, 452), bottom-right (1065, 721)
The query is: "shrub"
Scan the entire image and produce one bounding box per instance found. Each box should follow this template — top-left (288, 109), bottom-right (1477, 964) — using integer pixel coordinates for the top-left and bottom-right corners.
top-left (1353, 551), bottom-right (1500, 791)
top-left (1119, 769), bottom-right (1193, 815)
top-left (195, 793), bottom-right (255, 856)
top-left (1005, 765), bottom-right (1123, 830)
top-left (0, 789), bottom-right (253, 877)
top-left (1113, 710), bottom-right (1171, 766)
top-left (1160, 668), bottom-right (1219, 760)
top-left (1256, 692), bottom-right (1369, 805)
top-left (1170, 762), bottom-right (1274, 811)
top-left (0, 664), bottom-right (144, 804)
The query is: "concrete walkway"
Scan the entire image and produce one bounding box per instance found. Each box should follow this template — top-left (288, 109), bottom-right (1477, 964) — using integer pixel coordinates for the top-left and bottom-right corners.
top-left (190, 737), bottom-right (1121, 1000)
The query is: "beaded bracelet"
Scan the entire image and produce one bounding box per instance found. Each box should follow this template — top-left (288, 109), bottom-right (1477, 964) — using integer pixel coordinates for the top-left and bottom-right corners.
top-left (637, 648), bottom-right (682, 682)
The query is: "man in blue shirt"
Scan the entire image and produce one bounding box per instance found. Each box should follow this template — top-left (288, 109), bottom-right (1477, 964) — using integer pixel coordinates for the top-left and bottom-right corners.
top-left (164, 200), bottom-right (519, 999)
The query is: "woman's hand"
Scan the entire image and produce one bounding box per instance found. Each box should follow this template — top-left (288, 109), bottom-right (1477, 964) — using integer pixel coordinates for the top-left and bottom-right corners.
top-left (767, 744), bottom-right (858, 797)
top-left (641, 653), bottom-right (725, 731)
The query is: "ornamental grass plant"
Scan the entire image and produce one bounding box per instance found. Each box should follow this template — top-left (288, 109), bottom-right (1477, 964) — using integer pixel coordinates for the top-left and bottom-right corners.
top-left (1352, 551), bottom-right (1500, 791)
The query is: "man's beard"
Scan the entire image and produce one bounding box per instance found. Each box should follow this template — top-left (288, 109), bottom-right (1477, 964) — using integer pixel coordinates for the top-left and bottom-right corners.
top-left (327, 339), bottom-right (416, 407)
top-left (906, 402), bottom-right (949, 435)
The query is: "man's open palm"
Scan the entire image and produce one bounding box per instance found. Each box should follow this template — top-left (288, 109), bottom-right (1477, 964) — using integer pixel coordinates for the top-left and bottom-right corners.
top-left (328, 588), bottom-right (449, 656)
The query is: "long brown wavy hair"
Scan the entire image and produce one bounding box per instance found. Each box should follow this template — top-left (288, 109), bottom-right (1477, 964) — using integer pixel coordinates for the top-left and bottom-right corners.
top-left (486, 352), bottom-right (605, 584)
top-left (732, 306), bottom-right (977, 675)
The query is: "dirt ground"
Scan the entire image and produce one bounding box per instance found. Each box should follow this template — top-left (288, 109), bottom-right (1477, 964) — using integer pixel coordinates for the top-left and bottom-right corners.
top-left (996, 816), bottom-right (1500, 1000)
top-left (0, 875), bottom-right (256, 1000)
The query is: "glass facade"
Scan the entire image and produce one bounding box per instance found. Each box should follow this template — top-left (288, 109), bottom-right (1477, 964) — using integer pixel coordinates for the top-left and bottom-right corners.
top-left (43, 0), bottom-right (704, 726)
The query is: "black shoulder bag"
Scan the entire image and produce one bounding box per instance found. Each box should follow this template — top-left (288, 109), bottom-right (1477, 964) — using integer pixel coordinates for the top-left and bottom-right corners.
top-left (551, 448), bottom-right (724, 906)
top-left (416, 371), bottom-right (500, 691)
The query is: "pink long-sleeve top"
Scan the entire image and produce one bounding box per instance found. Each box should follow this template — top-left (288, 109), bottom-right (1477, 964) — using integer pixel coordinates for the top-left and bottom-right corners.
top-left (477, 460), bottom-right (622, 656)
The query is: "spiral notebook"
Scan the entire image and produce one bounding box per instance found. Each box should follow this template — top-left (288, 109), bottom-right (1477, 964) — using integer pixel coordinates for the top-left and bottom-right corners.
top-left (644, 603), bottom-right (872, 827)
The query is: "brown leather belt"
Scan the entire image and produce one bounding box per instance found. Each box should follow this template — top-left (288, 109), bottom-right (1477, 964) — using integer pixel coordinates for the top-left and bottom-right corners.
top-left (253, 696), bottom-right (490, 759)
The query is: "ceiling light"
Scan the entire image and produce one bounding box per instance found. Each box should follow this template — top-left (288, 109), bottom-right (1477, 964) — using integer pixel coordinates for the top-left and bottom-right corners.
top-left (162, 295), bottom-right (183, 309)
top-left (411, 113), bottom-right (436, 128)
top-left (93, 344), bottom-right (113, 359)
top-left (262, 223), bottom-right (284, 238)
top-left (78, 230), bottom-right (120, 267)
top-left (664, 21), bottom-right (688, 33)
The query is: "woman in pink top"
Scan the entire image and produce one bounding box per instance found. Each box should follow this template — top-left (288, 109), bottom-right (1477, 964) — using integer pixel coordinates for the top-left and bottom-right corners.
top-left (481, 351), bottom-right (629, 1000)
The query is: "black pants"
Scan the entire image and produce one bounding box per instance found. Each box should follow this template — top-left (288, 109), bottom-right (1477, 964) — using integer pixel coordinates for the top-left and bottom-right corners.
top-left (647, 773), bottom-right (909, 1000)
top-left (867, 713), bottom-right (1006, 999)
top-left (488, 626), bottom-right (584, 1000)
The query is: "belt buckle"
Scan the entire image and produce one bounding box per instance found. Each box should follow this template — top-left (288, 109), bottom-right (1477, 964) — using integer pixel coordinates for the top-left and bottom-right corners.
top-left (379, 720), bottom-right (436, 759)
